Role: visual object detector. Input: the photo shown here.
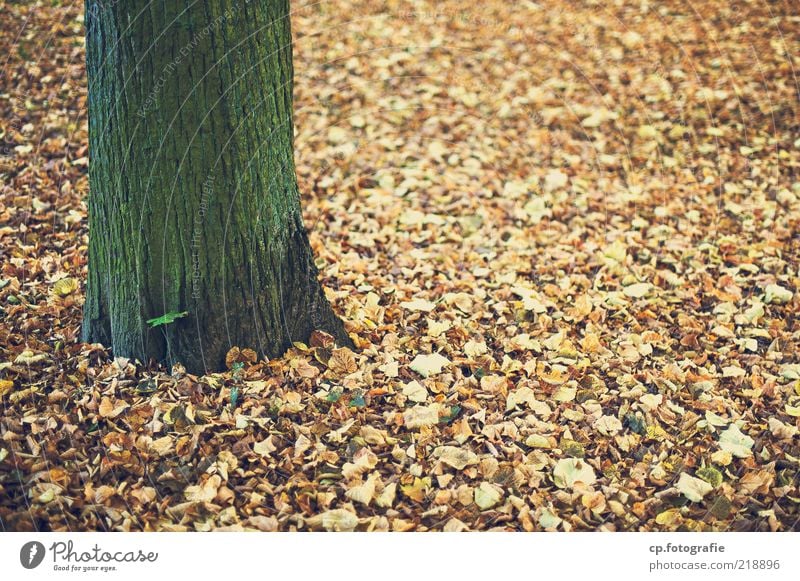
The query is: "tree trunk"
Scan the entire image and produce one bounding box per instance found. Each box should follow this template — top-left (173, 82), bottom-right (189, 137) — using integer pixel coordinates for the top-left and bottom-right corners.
top-left (82, 0), bottom-right (350, 374)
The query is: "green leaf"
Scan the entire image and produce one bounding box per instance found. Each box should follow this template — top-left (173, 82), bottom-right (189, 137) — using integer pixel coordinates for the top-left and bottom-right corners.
top-left (696, 465), bottom-right (723, 488)
top-left (326, 387), bottom-right (343, 403)
top-left (439, 405), bottom-right (462, 425)
top-left (136, 379), bottom-right (158, 394)
top-left (348, 390), bottom-right (366, 408)
top-left (560, 439), bottom-right (586, 458)
top-left (623, 412), bottom-right (646, 434)
top-left (146, 311), bottom-right (188, 328)
top-left (709, 496), bottom-right (732, 519)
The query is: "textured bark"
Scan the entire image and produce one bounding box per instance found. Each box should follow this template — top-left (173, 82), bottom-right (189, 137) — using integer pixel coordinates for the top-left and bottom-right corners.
top-left (82, 0), bottom-right (350, 373)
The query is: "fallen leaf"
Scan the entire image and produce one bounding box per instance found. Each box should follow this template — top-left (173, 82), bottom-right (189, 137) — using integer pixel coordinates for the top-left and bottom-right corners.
top-left (400, 298), bottom-right (436, 312)
top-left (0, 379), bottom-right (14, 398)
top-left (409, 353), bottom-right (450, 378)
top-left (403, 405), bottom-right (440, 429)
top-left (52, 277), bottom-right (79, 297)
top-left (314, 508), bottom-right (359, 531)
top-left (185, 475), bottom-right (221, 503)
top-left (474, 482), bottom-right (503, 510)
top-left (346, 473), bottom-right (379, 506)
top-left (328, 347), bottom-right (357, 376)
top-left (718, 424), bottom-right (754, 458)
top-left (623, 282), bottom-right (652, 298)
top-left (593, 415), bottom-right (622, 436)
top-left (253, 437), bottom-right (276, 458)
top-left (402, 380), bottom-right (428, 403)
top-left (434, 446), bottom-right (479, 470)
top-left (764, 284), bottom-right (793, 304)
top-left (553, 458), bottom-right (597, 489)
top-left (676, 473), bottom-right (713, 502)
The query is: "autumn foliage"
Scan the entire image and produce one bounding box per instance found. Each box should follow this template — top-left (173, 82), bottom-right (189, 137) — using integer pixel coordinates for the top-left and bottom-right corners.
top-left (1, 1), bottom-right (799, 531)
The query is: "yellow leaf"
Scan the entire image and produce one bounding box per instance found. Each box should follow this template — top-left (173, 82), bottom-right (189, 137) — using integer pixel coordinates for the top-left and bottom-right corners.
top-left (402, 380), bottom-right (428, 403)
top-left (572, 294), bottom-right (593, 318)
top-left (655, 508), bottom-right (683, 526)
top-left (646, 425), bottom-right (669, 442)
top-left (400, 298), bottom-right (437, 312)
top-left (581, 333), bottom-right (602, 353)
top-left (345, 473), bottom-right (379, 506)
top-left (342, 448), bottom-right (378, 479)
top-left (52, 277), bottom-right (79, 297)
top-left (14, 350), bottom-right (47, 365)
top-left (676, 473), bottom-right (713, 502)
top-left (149, 436), bottom-right (173, 456)
top-left (623, 282), bottom-right (652, 298)
top-left (400, 477), bottom-right (430, 502)
top-left (603, 239), bottom-right (627, 263)
top-left (375, 482), bottom-right (397, 508)
top-left (403, 404), bottom-right (440, 429)
top-left (637, 125), bottom-right (660, 140)
top-left (98, 397), bottom-right (114, 418)
top-left (185, 475), bottom-right (221, 503)
top-left (314, 509), bottom-right (358, 531)
top-left (0, 379), bottom-right (14, 398)
top-left (553, 458), bottom-right (597, 489)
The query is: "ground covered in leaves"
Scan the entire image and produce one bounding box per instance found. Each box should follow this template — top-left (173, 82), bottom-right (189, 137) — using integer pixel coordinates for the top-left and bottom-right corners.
top-left (2, 0), bottom-right (800, 531)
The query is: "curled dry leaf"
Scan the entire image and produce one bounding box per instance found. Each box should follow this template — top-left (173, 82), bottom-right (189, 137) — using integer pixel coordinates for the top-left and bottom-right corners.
top-left (52, 277), bottom-right (79, 297)
top-left (225, 346), bottom-right (257, 369)
top-left (328, 347), bottom-right (358, 376)
top-left (185, 475), bottom-right (222, 503)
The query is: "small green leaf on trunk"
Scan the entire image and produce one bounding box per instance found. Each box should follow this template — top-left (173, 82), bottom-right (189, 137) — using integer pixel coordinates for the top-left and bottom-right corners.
top-left (146, 311), bottom-right (188, 328)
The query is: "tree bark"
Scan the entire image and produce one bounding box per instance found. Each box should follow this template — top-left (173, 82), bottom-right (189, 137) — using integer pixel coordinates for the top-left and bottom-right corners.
top-left (82, 0), bottom-right (350, 373)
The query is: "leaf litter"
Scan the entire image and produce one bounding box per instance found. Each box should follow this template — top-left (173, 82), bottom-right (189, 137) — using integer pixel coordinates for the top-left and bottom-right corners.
top-left (1, 0), bottom-right (799, 532)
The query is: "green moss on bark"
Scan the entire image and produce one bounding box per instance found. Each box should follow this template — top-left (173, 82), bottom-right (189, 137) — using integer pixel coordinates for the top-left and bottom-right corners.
top-left (82, 0), bottom-right (350, 373)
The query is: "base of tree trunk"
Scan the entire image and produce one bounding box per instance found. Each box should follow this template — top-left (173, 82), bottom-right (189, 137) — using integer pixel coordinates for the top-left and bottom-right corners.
top-left (82, 216), bottom-right (352, 375)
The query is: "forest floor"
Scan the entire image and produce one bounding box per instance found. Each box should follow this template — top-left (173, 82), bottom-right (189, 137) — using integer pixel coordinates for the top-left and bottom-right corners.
top-left (1, 0), bottom-right (800, 531)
